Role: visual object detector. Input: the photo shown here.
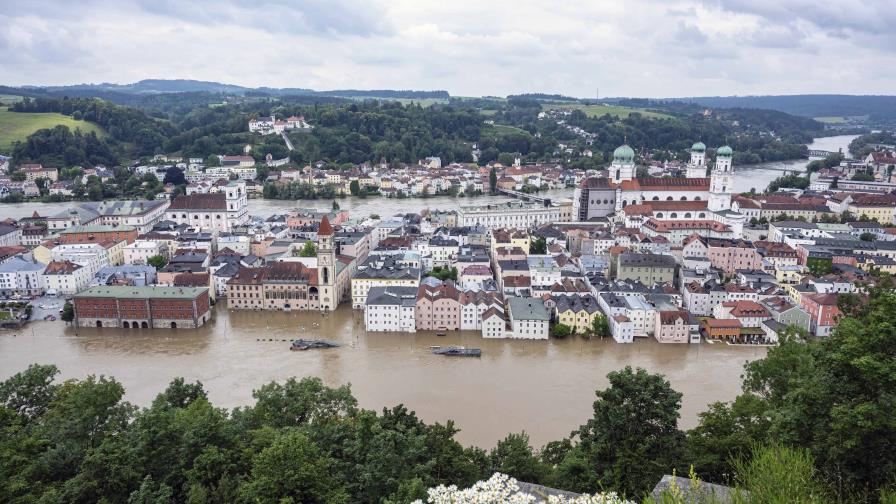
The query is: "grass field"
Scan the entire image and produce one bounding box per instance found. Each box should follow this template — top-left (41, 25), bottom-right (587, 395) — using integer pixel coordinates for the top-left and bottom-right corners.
top-left (0, 107), bottom-right (105, 150)
top-left (814, 116), bottom-right (867, 124)
top-left (0, 94), bottom-right (23, 106)
top-left (543, 103), bottom-right (674, 120)
top-left (482, 123), bottom-right (531, 137)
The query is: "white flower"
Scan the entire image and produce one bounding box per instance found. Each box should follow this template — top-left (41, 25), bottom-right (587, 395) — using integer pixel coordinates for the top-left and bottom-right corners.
top-left (412, 473), bottom-right (636, 504)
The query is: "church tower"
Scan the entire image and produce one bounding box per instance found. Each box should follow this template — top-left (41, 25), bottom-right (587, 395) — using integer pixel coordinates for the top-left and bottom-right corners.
top-left (709, 145), bottom-right (734, 211)
top-left (685, 142), bottom-right (707, 178)
top-left (610, 144), bottom-right (635, 184)
top-left (316, 215), bottom-right (337, 311)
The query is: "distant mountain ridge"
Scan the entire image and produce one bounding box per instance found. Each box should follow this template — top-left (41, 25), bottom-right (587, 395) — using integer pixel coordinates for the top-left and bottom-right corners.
top-left (16, 79), bottom-right (450, 100)
top-left (661, 94), bottom-right (896, 120)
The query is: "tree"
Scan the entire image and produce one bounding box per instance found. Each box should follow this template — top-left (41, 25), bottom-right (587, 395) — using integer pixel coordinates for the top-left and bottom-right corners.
top-left (349, 179), bottom-right (361, 196)
top-left (424, 266), bottom-right (458, 282)
top-left (686, 393), bottom-right (771, 484)
top-left (60, 301), bottom-right (75, 323)
top-left (205, 155), bottom-right (220, 167)
top-left (586, 314), bottom-right (611, 339)
top-left (298, 241), bottom-right (317, 257)
top-left (332, 200), bottom-right (340, 211)
top-left (489, 167), bottom-right (498, 194)
top-left (554, 367), bottom-right (684, 497)
top-left (162, 167), bottom-right (186, 186)
top-left (488, 433), bottom-right (548, 484)
top-left (238, 430), bottom-right (347, 503)
top-left (860, 232), bottom-right (877, 242)
top-left (530, 236), bottom-right (547, 255)
top-left (0, 364), bottom-right (60, 421)
top-left (551, 324), bottom-right (573, 339)
top-left (146, 255), bottom-right (168, 270)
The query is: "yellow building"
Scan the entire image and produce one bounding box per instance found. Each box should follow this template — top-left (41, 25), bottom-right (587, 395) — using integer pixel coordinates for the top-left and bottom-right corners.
top-left (490, 228), bottom-right (530, 256)
top-left (774, 264), bottom-right (804, 285)
top-left (847, 194), bottom-right (896, 225)
top-left (553, 294), bottom-right (602, 333)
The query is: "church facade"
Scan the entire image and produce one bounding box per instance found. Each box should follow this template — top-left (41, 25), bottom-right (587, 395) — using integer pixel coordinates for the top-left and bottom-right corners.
top-left (573, 142), bottom-right (744, 235)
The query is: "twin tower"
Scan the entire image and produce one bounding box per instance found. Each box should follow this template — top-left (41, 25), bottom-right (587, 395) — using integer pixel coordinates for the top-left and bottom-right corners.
top-left (608, 141), bottom-right (734, 212)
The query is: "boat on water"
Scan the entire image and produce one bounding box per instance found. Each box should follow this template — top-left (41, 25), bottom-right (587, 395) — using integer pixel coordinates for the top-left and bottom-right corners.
top-left (290, 339), bottom-right (340, 351)
top-left (431, 345), bottom-right (481, 357)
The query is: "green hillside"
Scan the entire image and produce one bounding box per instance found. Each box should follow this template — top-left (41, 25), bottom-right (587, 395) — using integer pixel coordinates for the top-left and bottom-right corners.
top-left (543, 103), bottom-right (674, 120)
top-left (0, 107), bottom-right (106, 151)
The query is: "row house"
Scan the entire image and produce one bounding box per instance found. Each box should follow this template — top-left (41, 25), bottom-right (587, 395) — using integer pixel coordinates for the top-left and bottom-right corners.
top-left (459, 290), bottom-right (504, 330)
top-left (415, 280), bottom-right (462, 331)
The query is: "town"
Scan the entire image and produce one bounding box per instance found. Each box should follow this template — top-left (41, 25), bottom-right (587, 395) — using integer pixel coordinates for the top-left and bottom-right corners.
top-left (2, 138), bottom-right (895, 345)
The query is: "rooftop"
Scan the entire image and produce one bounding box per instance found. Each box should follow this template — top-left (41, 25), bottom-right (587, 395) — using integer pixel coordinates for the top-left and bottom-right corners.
top-left (74, 285), bottom-right (207, 300)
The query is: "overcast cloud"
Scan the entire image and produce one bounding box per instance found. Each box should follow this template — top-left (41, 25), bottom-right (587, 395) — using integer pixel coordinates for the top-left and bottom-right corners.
top-left (1, 0), bottom-right (893, 97)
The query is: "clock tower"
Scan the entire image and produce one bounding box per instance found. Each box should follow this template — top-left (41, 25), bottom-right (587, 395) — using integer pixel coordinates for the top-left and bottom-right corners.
top-left (316, 215), bottom-right (337, 311)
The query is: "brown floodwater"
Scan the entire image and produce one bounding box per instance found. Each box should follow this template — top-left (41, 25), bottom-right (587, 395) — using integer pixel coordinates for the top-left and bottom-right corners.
top-left (0, 304), bottom-right (765, 448)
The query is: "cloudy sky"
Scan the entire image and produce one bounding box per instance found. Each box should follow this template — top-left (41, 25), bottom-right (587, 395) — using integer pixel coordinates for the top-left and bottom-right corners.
top-left (2, 0), bottom-right (894, 98)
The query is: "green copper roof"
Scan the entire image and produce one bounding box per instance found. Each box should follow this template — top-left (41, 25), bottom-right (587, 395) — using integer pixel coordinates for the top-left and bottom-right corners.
top-left (691, 142), bottom-right (706, 151)
top-left (717, 145), bottom-right (733, 156)
top-left (613, 144), bottom-right (635, 163)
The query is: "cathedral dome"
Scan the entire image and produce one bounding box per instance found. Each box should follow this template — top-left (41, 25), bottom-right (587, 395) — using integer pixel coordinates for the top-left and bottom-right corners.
top-left (717, 145), bottom-right (733, 157)
top-left (691, 142), bottom-right (706, 152)
top-left (613, 144), bottom-right (635, 163)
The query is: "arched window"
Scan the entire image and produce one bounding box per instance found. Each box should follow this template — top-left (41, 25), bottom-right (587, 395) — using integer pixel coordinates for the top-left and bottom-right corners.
top-left (652, 196), bottom-right (659, 201)
top-left (656, 212), bottom-right (664, 218)
top-left (694, 196), bottom-right (701, 201)
top-left (666, 196), bottom-right (673, 201)
top-left (698, 212), bottom-right (706, 218)
top-left (671, 213), bottom-right (678, 218)
top-left (685, 212), bottom-right (692, 218)
top-left (322, 267), bottom-right (330, 284)
top-left (680, 196), bottom-right (687, 201)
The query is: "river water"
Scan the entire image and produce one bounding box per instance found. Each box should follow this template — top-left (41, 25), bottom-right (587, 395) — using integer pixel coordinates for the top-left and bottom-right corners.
top-left (0, 134), bottom-right (856, 447)
top-left (0, 305), bottom-right (765, 447)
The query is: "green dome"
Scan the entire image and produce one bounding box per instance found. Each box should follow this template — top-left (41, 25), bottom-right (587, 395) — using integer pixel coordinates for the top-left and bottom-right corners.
top-left (613, 144), bottom-right (635, 163)
top-left (691, 141), bottom-right (706, 152)
top-left (717, 145), bottom-right (733, 157)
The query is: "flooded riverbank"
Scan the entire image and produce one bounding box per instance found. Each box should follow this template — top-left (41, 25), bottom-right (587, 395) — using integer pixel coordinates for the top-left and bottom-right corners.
top-left (0, 304), bottom-right (765, 447)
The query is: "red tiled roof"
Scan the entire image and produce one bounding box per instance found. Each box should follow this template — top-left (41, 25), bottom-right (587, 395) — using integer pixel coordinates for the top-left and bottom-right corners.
top-left (317, 215), bottom-right (333, 236)
top-left (168, 193), bottom-right (227, 210)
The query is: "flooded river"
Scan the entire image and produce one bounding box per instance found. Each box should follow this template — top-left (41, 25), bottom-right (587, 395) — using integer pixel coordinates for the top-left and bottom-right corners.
top-left (0, 304), bottom-right (765, 447)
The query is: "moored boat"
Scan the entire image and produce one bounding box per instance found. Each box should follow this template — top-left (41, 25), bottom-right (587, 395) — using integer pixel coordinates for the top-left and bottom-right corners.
top-left (431, 345), bottom-right (481, 357)
top-left (290, 339), bottom-right (340, 351)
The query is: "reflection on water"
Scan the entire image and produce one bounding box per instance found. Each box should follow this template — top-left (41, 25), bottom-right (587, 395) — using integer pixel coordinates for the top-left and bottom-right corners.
top-left (1, 304), bottom-right (765, 447)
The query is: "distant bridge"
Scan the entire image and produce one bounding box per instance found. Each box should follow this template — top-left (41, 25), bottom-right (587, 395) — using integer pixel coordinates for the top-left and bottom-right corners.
top-left (497, 188), bottom-right (553, 205)
top-left (808, 149), bottom-right (836, 160)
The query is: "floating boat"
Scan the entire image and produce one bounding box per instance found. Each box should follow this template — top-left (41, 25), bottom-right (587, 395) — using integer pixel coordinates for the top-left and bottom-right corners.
top-left (431, 346), bottom-right (481, 357)
top-left (290, 339), bottom-right (340, 351)
top-left (435, 332), bottom-right (447, 337)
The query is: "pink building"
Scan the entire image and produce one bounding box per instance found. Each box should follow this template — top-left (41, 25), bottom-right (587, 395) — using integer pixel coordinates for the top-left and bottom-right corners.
top-left (706, 238), bottom-right (762, 274)
top-left (654, 310), bottom-right (690, 344)
top-left (800, 293), bottom-right (842, 337)
top-left (415, 281), bottom-right (462, 331)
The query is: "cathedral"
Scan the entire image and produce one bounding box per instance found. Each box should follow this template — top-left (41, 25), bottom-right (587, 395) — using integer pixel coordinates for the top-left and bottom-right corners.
top-left (573, 142), bottom-right (744, 235)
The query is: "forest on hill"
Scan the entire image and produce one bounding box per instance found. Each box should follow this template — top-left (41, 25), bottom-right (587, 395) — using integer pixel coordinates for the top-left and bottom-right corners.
top-left (3, 88), bottom-right (835, 173)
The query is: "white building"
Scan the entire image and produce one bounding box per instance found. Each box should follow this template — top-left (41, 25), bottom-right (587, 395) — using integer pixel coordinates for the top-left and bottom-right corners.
top-left (481, 308), bottom-right (507, 338)
top-left (460, 290), bottom-right (504, 331)
top-left (123, 240), bottom-right (166, 265)
top-left (42, 260), bottom-right (91, 295)
top-left (164, 181), bottom-right (249, 232)
top-left (364, 286), bottom-right (417, 332)
top-left (506, 297), bottom-right (550, 340)
top-left (610, 314), bottom-right (635, 343)
top-left (0, 256), bottom-right (46, 297)
top-left (457, 200), bottom-right (563, 229)
top-left (51, 243), bottom-right (110, 278)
